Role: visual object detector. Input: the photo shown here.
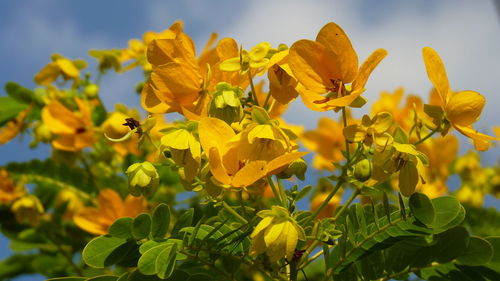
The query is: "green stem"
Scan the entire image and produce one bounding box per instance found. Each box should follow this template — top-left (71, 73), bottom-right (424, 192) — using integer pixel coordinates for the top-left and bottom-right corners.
top-left (413, 126), bottom-right (440, 145)
top-left (247, 71), bottom-right (260, 106)
top-left (47, 234), bottom-right (83, 276)
top-left (276, 177), bottom-right (288, 208)
top-left (290, 258), bottom-right (299, 281)
top-left (341, 107), bottom-right (351, 159)
top-left (263, 90), bottom-right (273, 110)
top-left (267, 177), bottom-right (286, 207)
top-left (221, 201), bottom-right (248, 224)
top-left (334, 189), bottom-right (360, 219)
top-left (305, 179), bottom-right (344, 225)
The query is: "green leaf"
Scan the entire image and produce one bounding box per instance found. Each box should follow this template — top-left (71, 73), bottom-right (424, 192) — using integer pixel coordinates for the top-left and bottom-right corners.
top-left (82, 235), bottom-right (128, 268)
top-left (109, 217), bottom-right (134, 239)
top-left (0, 96), bottom-right (27, 127)
top-left (116, 272), bottom-right (129, 281)
top-left (296, 185), bottom-right (312, 201)
top-left (409, 193), bottom-right (435, 226)
top-left (127, 269), bottom-right (163, 281)
top-left (151, 203), bottom-right (170, 240)
top-left (430, 196), bottom-right (461, 231)
top-left (486, 237), bottom-right (500, 265)
top-left (138, 244), bottom-right (169, 275)
top-left (156, 243), bottom-right (177, 279)
top-left (433, 226), bottom-right (470, 263)
top-left (5, 82), bottom-right (41, 105)
top-left (457, 236), bottom-right (493, 266)
top-left (172, 208), bottom-right (194, 236)
top-left (133, 213), bottom-right (152, 240)
top-left (85, 276), bottom-right (119, 281)
top-left (46, 277), bottom-right (87, 281)
top-left (92, 104), bottom-right (107, 126)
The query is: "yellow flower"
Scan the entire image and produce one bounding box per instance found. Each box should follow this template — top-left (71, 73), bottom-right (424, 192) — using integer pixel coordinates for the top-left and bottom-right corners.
top-left (302, 117), bottom-right (346, 170)
top-left (101, 110), bottom-right (141, 156)
top-left (370, 142), bottom-right (428, 197)
top-left (126, 162), bottom-right (160, 197)
top-left (34, 54), bottom-right (86, 86)
top-left (456, 185), bottom-right (483, 207)
top-left (422, 47), bottom-right (497, 150)
top-left (219, 42), bottom-right (272, 74)
top-left (343, 112), bottom-right (393, 151)
top-left (0, 169), bottom-right (26, 204)
top-left (73, 188), bottom-right (147, 235)
top-left (142, 30), bottom-right (247, 119)
top-left (250, 206), bottom-right (305, 262)
top-left (416, 135), bottom-right (458, 198)
top-left (0, 106), bottom-right (31, 145)
top-left (199, 117), bottom-right (306, 188)
top-left (11, 195), bottom-right (44, 226)
top-left (160, 121), bottom-right (201, 183)
top-left (288, 22), bottom-right (387, 111)
top-left (119, 21), bottom-right (183, 72)
top-left (371, 88), bottom-right (423, 131)
top-left (55, 189), bottom-right (83, 220)
top-left (42, 98), bottom-right (94, 151)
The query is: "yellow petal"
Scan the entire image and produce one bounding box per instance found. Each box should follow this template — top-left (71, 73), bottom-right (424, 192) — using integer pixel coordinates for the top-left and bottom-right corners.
top-left (232, 161), bottom-right (268, 187)
top-left (161, 129), bottom-right (191, 150)
top-left (199, 117), bottom-right (235, 155)
top-left (267, 152), bottom-right (308, 175)
top-left (446, 90), bottom-right (484, 127)
top-left (264, 221), bottom-right (286, 247)
top-left (352, 49), bottom-right (388, 91)
top-left (34, 62), bottom-right (60, 85)
top-left (219, 57), bottom-right (241, 72)
top-left (285, 222), bottom-right (299, 260)
top-left (147, 32), bottom-right (197, 67)
top-left (251, 216), bottom-right (274, 238)
top-left (343, 125), bottom-right (365, 142)
top-left (324, 88), bottom-right (364, 107)
top-left (288, 40), bottom-right (342, 93)
top-left (208, 148), bottom-right (232, 185)
top-left (316, 22), bottom-right (358, 83)
top-left (149, 62), bottom-right (202, 105)
top-left (42, 100), bottom-right (82, 135)
top-left (141, 82), bottom-right (172, 114)
top-left (422, 47), bottom-right (450, 105)
top-left (372, 112), bottom-right (393, 133)
top-left (56, 58), bottom-right (79, 78)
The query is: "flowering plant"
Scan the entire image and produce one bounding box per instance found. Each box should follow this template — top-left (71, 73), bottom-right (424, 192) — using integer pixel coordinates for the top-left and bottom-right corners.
top-left (1, 21), bottom-right (499, 281)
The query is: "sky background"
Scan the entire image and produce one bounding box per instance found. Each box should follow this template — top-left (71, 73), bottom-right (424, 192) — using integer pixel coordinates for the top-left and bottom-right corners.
top-left (0, 1), bottom-right (499, 280)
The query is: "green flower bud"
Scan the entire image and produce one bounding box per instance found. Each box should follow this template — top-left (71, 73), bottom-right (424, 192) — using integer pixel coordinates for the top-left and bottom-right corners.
top-left (33, 122), bottom-right (52, 143)
top-left (83, 84), bottom-right (99, 99)
top-left (353, 159), bottom-right (372, 182)
top-left (278, 158), bottom-right (307, 181)
top-left (126, 162), bottom-right (159, 197)
top-left (208, 82), bottom-right (243, 124)
top-left (251, 105), bottom-right (271, 124)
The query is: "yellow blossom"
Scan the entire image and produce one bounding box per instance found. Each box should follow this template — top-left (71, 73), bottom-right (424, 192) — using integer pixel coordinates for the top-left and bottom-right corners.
top-left (11, 195), bottom-right (44, 226)
top-left (55, 189), bottom-right (83, 220)
top-left (34, 54), bottom-right (86, 86)
top-left (220, 42), bottom-right (272, 74)
top-left (250, 206), bottom-right (305, 262)
top-left (0, 106), bottom-right (31, 145)
top-left (0, 169), bottom-right (26, 204)
top-left (198, 117), bottom-right (306, 189)
top-left (101, 110), bottom-right (141, 156)
top-left (302, 117), bottom-right (346, 170)
top-left (422, 47), bottom-right (497, 150)
top-left (42, 98), bottom-right (94, 152)
top-left (73, 188), bottom-right (147, 235)
top-left (343, 112), bottom-right (393, 151)
top-left (371, 88), bottom-right (423, 131)
top-left (456, 185), bottom-right (484, 207)
top-left (288, 22), bottom-right (387, 111)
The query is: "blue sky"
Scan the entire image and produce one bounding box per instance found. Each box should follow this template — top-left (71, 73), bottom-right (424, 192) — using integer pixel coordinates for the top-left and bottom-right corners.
top-left (1, 1), bottom-right (499, 280)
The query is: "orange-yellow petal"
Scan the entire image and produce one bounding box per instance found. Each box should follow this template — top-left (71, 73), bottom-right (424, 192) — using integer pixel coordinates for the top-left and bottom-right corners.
top-left (315, 22), bottom-right (358, 83)
top-left (445, 90), bottom-right (485, 127)
top-left (352, 48), bottom-right (388, 91)
top-left (232, 161), bottom-right (268, 187)
top-left (422, 47), bottom-right (450, 105)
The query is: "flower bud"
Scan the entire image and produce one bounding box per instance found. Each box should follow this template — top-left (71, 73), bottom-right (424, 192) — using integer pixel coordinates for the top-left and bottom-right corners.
top-left (278, 158), bottom-right (307, 181)
top-left (208, 82), bottom-right (243, 124)
top-left (11, 195), bottom-right (44, 226)
top-left (33, 122), bottom-right (53, 143)
top-left (83, 84), bottom-right (99, 99)
top-left (353, 159), bottom-right (372, 182)
top-left (55, 189), bottom-right (83, 219)
top-left (126, 162), bottom-right (159, 197)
